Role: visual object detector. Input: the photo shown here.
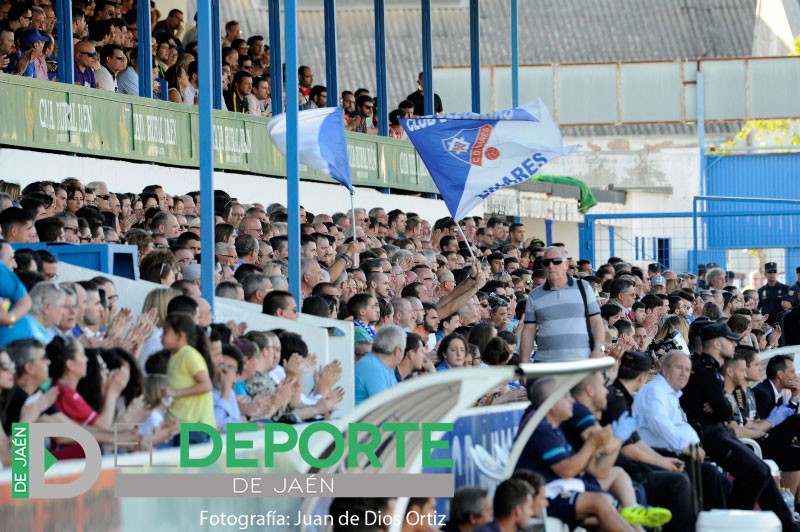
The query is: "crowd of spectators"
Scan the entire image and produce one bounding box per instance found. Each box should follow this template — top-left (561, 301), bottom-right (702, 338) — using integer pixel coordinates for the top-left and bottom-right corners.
top-left (1, 173), bottom-right (800, 529)
top-left (0, 1), bottom-right (442, 136)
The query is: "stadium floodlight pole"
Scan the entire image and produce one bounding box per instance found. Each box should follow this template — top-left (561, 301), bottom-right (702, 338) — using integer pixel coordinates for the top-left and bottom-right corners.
top-left (511, 0), bottom-right (519, 107)
top-left (55, 0), bottom-right (74, 85)
top-left (197, 0), bottom-right (216, 313)
top-left (285, 0), bottom-right (302, 305)
top-left (421, 0), bottom-right (433, 116)
top-left (137, 0), bottom-right (152, 98)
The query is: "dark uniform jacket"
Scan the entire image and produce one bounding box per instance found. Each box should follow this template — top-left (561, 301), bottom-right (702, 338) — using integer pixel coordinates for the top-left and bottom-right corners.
top-left (758, 282), bottom-right (790, 325)
top-left (680, 354), bottom-right (733, 436)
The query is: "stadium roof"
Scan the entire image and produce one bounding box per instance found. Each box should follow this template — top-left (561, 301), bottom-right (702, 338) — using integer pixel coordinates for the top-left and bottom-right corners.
top-left (205, 0), bottom-right (757, 136)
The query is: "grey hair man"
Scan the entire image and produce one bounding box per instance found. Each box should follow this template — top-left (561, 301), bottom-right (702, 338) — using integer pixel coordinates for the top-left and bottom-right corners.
top-left (354, 324), bottom-right (406, 405)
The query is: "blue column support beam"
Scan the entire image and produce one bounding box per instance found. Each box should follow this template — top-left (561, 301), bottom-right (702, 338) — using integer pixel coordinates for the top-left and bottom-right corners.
top-left (421, 0), bottom-right (433, 115)
top-left (197, 0), bottom-right (216, 313)
top-left (137, 0), bottom-right (152, 98)
top-left (693, 72), bottom-right (705, 274)
top-left (324, 0), bottom-right (338, 108)
top-left (608, 225), bottom-right (615, 259)
top-left (510, 0), bottom-right (519, 107)
top-left (55, 0), bottom-right (74, 85)
top-left (545, 219), bottom-right (553, 246)
top-left (285, 0), bottom-right (301, 304)
top-left (469, 0), bottom-right (480, 113)
top-left (212, 0), bottom-right (222, 109)
top-left (374, 0), bottom-right (388, 135)
top-left (269, 0), bottom-right (283, 116)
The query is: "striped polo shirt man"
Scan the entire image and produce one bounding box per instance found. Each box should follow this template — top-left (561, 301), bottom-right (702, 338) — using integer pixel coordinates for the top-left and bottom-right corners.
top-left (523, 276), bottom-right (600, 362)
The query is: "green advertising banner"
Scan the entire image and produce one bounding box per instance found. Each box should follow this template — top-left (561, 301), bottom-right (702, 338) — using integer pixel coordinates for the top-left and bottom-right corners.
top-left (0, 76), bottom-right (438, 196)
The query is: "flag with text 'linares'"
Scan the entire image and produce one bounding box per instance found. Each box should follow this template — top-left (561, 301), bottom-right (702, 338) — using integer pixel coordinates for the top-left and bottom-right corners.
top-left (267, 107), bottom-right (353, 194)
top-left (401, 99), bottom-right (577, 220)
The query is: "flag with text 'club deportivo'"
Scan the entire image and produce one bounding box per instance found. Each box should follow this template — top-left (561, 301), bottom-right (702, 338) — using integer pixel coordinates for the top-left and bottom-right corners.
top-left (267, 107), bottom-right (353, 194)
top-left (401, 99), bottom-right (578, 220)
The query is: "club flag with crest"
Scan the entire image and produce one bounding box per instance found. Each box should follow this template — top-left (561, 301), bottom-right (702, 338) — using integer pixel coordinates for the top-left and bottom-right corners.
top-left (400, 99), bottom-right (577, 220)
top-left (268, 107), bottom-right (353, 194)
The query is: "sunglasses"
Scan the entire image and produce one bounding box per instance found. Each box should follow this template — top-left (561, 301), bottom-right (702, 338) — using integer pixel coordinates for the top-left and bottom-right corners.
top-left (78, 51), bottom-right (97, 57)
top-left (0, 361), bottom-right (14, 371)
top-left (542, 258), bottom-right (564, 266)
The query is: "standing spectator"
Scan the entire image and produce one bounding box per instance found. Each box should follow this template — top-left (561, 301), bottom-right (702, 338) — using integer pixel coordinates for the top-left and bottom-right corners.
top-left (73, 40), bottom-right (97, 88)
top-left (758, 262), bottom-right (789, 325)
top-left (519, 247), bottom-right (604, 362)
top-left (222, 20), bottom-right (241, 47)
top-left (163, 313), bottom-right (215, 441)
top-left (298, 65), bottom-right (313, 107)
top-left (405, 71), bottom-right (443, 116)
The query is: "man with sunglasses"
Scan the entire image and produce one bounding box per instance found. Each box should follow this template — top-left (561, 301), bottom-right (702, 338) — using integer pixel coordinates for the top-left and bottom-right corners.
top-left (95, 43), bottom-right (126, 93)
top-left (346, 94), bottom-right (378, 135)
top-left (73, 39), bottom-right (97, 88)
top-left (758, 262), bottom-right (789, 326)
top-left (519, 247), bottom-right (605, 363)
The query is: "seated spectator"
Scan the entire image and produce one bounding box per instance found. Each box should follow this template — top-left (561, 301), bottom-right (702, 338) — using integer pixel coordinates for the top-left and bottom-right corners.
top-left (354, 325), bottom-right (406, 405)
top-left (349, 293), bottom-right (379, 344)
top-left (262, 290), bottom-right (298, 320)
top-left (213, 343), bottom-right (243, 429)
top-left (73, 39), bottom-right (97, 88)
top-left (94, 43), bottom-right (126, 92)
top-left (515, 377), bottom-right (661, 531)
top-left (224, 70), bottom-right (252, 113)
top-left (14, 28), bottom-right (49, 80)
top-left (472, 478), bottom-right (535, 532)
top-left (435, 333), bottom-right (468, 371)
top-left (443, 486), bottom-right (491, 532)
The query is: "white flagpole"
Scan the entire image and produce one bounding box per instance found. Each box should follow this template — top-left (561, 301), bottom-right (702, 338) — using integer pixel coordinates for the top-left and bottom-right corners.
top-left (350, 192), bottom-right (359, 268)
top-left (456, 218), bottom-right (479, 263)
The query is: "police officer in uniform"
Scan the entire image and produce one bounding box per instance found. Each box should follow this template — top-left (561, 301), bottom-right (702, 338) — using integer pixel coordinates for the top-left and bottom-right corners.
top-left (601, 351), bottom-right (696, 530)
top-left (759, 262), bottom-right (789, 325)
top-left (681, 323), bottom-right (798, 531)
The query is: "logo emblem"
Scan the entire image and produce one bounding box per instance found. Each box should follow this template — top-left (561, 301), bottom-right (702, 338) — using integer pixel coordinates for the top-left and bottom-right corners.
top-left (442, 125), bottom-right (501, 168)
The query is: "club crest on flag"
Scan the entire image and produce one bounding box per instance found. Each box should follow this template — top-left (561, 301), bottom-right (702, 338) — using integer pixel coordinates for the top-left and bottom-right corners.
top-left (442, 125), bottom-right (502, 168)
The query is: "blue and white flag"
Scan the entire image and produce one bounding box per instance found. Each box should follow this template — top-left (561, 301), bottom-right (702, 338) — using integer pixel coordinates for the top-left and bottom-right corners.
top-left (268, 107), bottom-right (353, 194)
top-left (401, 99), bottom-right (577, 220)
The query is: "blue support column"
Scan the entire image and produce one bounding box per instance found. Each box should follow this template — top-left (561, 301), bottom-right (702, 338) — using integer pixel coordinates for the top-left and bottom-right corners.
top-left (374, 0), bottom-right (388, 135)
top-left (137, 0), bottom-right (152, 98)
top-left (197, 0), bottom-right (216, 313)
top-left (269, 0), bottom-right (283, 116)
top-left (697, 72), bottom-right (706, 197)
top-left (55, 0), bottom-right (74, 85)
top-left (635, 237), bottom-right (639, 261)
top-left (421, 0), bottom-right (433, 115)
top-left (285, 0), bottom-right (301, 304)
top-left (608, 226), bottom-right (615, 259)
top-left (324, 0), bottom-right (338, 107)
top-left (212, 0), bottom-right (222, 109)
top-left (545, 219), bottom-right (553, 246)
top-left (510, 0), bottom-right (519, 107)
top-left (579, 217), bottom-right (597, 265)
top-left (469, 0), bottom-right (480, 113)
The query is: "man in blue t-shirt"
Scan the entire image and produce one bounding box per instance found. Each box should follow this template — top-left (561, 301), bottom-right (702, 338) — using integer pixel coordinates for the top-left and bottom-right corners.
top-left (354, 325), bottom-right (406, 405)
top-left (0, 261), bottom-right (34, 347)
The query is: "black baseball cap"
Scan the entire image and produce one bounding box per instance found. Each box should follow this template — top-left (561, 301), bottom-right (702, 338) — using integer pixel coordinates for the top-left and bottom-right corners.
top-left (620, 351), bottom-right (654, 372)
top-left (700, 323), bottom-right (740, 342)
